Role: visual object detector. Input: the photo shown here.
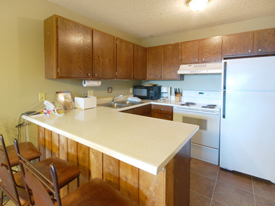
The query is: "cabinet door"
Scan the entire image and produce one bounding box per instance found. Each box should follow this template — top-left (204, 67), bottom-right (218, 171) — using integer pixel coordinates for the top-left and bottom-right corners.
top-left (180, 41), bottom-right (199, 64)
top-left (57, 17), bottom-right (92, 78)
top-left (147, 46), bottom-right (163, 80)
top-left (255, 28), bottom-right (275, 54)
top-left (134, 45), bottom-right (147, 80)
top-left (93, 30), bottom-right (116, 79)
top-left (116, 38), bottom-right (133, 79)
top-left (163, 43), bottom-right (180, 80)
top-left (199, 37), bottom-right (222, 63)
top-left (223, 32), bottom-right (254, 57)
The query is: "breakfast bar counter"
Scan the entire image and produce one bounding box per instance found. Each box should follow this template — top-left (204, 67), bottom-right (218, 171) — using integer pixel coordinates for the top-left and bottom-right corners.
top-left (23, 107), bottom-right (198, 206)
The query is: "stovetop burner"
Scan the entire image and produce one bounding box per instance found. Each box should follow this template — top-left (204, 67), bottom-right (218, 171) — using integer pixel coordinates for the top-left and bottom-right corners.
top-left (202, 104), bottom-right (217, 109)
top-left (181, 102), bottom-right (196, 106)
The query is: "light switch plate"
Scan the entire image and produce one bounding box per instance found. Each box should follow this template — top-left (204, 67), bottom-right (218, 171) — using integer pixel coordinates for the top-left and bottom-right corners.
top-left (39, 93), bottom-right (46, 102)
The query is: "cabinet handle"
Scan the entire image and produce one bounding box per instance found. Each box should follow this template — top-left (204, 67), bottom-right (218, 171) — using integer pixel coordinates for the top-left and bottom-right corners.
top-left (195, 59), bottom-right (198, 62)
top-left (203, 59), bottom-right (205, 61)
top-left (135, 76), bottom-right (137, 78)
top-left (248, 50), bottom-right (251, 53)
top-left (131, 76), bottom-right (133, 78)
top-left (94, 74), bottom-right (97, 77)
top-left (259, 49), bottom-right (262, 52)
top-left (159, 76), bottom-right (161, 78)
top-left (87, 73), bottom-right (90, 76)
top-left (161, 109), bottom-right (163, 111)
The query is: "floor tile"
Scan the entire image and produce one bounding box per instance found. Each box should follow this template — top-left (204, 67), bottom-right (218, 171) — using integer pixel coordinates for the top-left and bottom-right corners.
top-left (210, 200), bottom-right (226, 206)
top-left (255, 195), bottom-right (275, 206)
top-left (190, 190), bottom-right (211, 206)
top-left (213, 181), bottom-right (254, 206)
top-left (191, 158), bottom-right (219, 180)
top-left (218, 169), bottom-right (252, 192)
top-left (253, 177), bottom-right (275, 200)
top-left (190, 172), bottom-right (216, 198)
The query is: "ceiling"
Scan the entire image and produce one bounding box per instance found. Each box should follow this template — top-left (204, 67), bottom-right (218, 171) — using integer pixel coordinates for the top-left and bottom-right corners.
top-left (47, 0), bottom-right (275, 39)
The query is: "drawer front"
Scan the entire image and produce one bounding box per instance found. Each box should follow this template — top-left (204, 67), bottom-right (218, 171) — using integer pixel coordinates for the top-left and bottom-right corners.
top-left (136, 104), bottom-right (151, 115)
top-left (151, 105), bottom-right (173, 114)
top-left (152, 112), bottom-right (173, 121)
top-left (121, 108), bottom-right (136, 114)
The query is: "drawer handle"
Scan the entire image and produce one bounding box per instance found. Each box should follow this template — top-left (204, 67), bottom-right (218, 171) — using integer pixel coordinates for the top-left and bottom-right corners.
top-left (161, 109), bottom-right (163, 111)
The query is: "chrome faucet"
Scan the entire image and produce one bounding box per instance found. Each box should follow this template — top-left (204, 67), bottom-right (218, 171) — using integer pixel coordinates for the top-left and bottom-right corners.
top-left (111, 95), bottom-right (123, 103)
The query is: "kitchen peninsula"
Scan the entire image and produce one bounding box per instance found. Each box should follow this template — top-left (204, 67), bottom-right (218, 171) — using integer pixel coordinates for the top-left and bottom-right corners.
top-left (23, 105), bottom-right (198, 206)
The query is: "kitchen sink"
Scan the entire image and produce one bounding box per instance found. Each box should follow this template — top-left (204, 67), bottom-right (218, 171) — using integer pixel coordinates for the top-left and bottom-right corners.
top-left (100, 101), bottom-right (144, 108)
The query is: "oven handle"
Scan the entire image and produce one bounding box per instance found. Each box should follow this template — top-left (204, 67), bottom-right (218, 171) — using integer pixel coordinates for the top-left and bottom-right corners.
top-left (173, 108), bottom-right (220, 115)
top-left (222, 61), bottom-right (227, 119)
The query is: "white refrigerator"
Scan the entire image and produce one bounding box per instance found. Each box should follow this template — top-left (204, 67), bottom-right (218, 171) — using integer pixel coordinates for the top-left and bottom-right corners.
top-left (220, 56), bottom-right (275, 183)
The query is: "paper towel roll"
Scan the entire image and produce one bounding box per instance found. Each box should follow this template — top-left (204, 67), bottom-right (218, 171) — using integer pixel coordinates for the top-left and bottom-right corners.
top-left (82, 80), bottom-right (101, 87)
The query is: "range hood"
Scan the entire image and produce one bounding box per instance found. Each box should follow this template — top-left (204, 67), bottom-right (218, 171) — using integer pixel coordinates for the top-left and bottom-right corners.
top-left (178, 63), bottom-right (222, 74)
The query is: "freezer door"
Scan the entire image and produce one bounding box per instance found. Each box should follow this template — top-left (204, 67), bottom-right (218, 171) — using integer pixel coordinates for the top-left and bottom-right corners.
top-left (222, 56), bottom-right (275, 91)
top-left (220, 90), bottom-right (275, 183)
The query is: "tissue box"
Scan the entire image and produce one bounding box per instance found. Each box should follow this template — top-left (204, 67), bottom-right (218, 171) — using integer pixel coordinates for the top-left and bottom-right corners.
top-left (74, 96), bottom-right (97, 110)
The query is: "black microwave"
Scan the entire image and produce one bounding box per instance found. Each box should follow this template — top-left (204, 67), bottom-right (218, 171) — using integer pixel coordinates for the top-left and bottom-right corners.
top-left (133, 85), bottom-right (161, 100)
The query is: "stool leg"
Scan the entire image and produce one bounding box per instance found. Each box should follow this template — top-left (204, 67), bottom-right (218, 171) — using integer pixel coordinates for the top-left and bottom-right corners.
top-left (0, 189), bottom-right (3, 206)
top-left (77, 176), bottom-right (80, 187)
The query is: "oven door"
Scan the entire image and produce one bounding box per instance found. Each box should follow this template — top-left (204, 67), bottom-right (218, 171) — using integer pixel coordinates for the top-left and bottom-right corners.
top-left (173, 106), bottom-right (220, 165)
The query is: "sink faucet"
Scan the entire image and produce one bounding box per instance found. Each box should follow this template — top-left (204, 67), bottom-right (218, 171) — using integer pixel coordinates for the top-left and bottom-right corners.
top-left (111, 95), bottom-right (123, 103)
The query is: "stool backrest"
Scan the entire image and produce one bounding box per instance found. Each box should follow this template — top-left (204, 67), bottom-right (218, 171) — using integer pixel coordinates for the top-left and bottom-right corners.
top-left (14, 139), bottom-right (62, 206)
top-left (0, 135), bottom-right (21, 205)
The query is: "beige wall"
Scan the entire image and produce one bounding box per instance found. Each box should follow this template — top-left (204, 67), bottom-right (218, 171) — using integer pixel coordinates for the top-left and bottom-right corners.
top-left (0, 0), bottom-right (142, 146)
top-left (142, 15), bottom-right (275, 47)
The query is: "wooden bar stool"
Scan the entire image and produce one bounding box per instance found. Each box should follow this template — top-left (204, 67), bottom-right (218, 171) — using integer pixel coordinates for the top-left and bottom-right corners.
top-left (17, 148), bottom-right (138, 206)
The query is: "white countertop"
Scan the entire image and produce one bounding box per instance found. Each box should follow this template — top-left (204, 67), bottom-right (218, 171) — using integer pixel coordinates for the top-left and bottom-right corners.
top-left (23, 102), bottom-right (198, 175)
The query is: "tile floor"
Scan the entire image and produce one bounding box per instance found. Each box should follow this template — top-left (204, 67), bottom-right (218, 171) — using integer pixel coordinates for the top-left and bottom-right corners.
top-left (3, 158), bottom-right (275, 206)
top-left (190, 158), bottom-right (275, 206)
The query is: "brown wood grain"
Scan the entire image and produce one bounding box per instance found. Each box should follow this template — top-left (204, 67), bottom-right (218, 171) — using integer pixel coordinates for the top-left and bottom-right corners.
top-left (103, 154), bottom-right (120, 190)
top-left (121, 108), bottom-right (136, 114)
top-left (135, 104), bottom-right (151, 115)
top-left (45, 129), bottom-right (52, 159)
top-left (163, 43), bottom-right (180, 80)
top-left (255, 28), bottom-right (275, 54)
top-left (120, 161), bottom-right (139, 203)
top-left (147, 46), bottom-right (163, 80)
top-left (165, 159), bottom-right (174, 206)
top-left (116, 38), bottom-right (134, 79)
top-left (78, 143), bottom-right (90, 185)
top-left (90, 148), bottom-right (103, 180)
top-left (44, 15), bottom-right (58, 79)
top-left (68, 139), bottom-right (78, 193)
top-left (59, 135), bottom-right (68, 197)
top-left (223, 32), bottom-right (254, 57)
top-left (37, 126), bottom-right (45, 160)
top-left (180, 41), bottom-right (199, 64)
top-left (51, 132), bottom-right (59, 157)
top-left (139, 169), bottom-right (165, 206)
top-left (199, 36), bottom-right (222, 63)
top-left (93, 30), bottom-right (116, 79)
top-left (134, 44), bottom-right (147, 80)
top-left (57, 17), bottom-right (93, 78)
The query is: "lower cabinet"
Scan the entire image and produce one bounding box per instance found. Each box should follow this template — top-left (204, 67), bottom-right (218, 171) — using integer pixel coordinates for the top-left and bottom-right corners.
top-left (151, 105), bottom-right (173, 121)
top-left (121, 104), bottom-right (151, 116)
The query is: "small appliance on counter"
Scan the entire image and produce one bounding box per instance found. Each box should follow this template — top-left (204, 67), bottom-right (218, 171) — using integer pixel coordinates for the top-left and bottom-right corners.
top-left (75, 96), bottom-right (97, 110)
top-left (160, 87), bottom-right (171, 100)
top-left (133, 85), bottom-right (161, 100)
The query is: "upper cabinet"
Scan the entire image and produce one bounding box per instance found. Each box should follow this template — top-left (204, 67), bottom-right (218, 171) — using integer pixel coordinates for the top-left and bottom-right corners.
top-left (133, 44), bottom-right (147, 80)
top-left (116, 38), bottom-right (134, 79)
top-left (147, 44), bottom-right (180, 80)
top-left (44, 15), bottom-right (93, 79)
top-left (163, 43), bottom-right (180, 80)
top-left (223, 32), bottom-right (254, 57)
top-left (147, 46), bottom-right (163, 80)
top-left (255, 28), bottom-right (275, 54)
top-left (93, 30), bottom-right (116, 79)
top-left (180, 37), bottom-right (222, 64)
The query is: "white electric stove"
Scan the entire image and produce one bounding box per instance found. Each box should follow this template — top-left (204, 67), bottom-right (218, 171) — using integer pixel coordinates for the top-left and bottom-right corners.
top-left (173, 90), bottom-right (221, 165)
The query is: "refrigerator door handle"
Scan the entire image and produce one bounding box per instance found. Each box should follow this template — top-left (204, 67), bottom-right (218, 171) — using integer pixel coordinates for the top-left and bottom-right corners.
top-left (223, 62), bottom-right (227, 90)
top-left (223, 91), bottom-right (226, 118)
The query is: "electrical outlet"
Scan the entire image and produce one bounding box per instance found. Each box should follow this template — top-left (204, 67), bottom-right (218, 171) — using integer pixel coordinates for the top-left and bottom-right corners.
top-left (39, 93), bottom-right (46, 102)
top-left (130, 88), bottom-right (133, 94)
top-left (88, 90), bottom-right (94, 96)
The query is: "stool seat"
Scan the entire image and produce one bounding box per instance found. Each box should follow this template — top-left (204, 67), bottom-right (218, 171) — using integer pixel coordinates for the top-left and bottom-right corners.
top-left (4, 142), bottom-right (41, 167)
top-left (59, 178), bottom-right (137, 206)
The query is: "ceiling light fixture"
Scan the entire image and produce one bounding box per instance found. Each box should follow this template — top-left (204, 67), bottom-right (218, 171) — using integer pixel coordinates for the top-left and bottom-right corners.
top-left (188, 0), bottom-right (208, 12)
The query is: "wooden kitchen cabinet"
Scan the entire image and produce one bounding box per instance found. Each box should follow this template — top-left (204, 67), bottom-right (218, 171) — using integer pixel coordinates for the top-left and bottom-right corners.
top-left (180, 37), bottom-right (222, 64)
top-left (93, 30), bottom-right (116, 79)
top-left (255, 28), bottom-right (275, 54)
top-left (199, 37), bottom-right (222, 63)
top-left (133, 44), bottom-right (147, 80)
top-left (163, 43), bottom-right (180, 80)
top-left (180, 41), bottom-right (199, 64)
top-left (147, 46), bottom-right (163, 80)
top-left (116, 38), bottom-right (134, 79)
top-left (223, 32), bottom-right (254, 57)
top-left (121, 104), bottom-right (151, 116)
top-left (151, 105), bottom-right (173, 121)
top-left (44, 15), bottom-right (93, 79)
